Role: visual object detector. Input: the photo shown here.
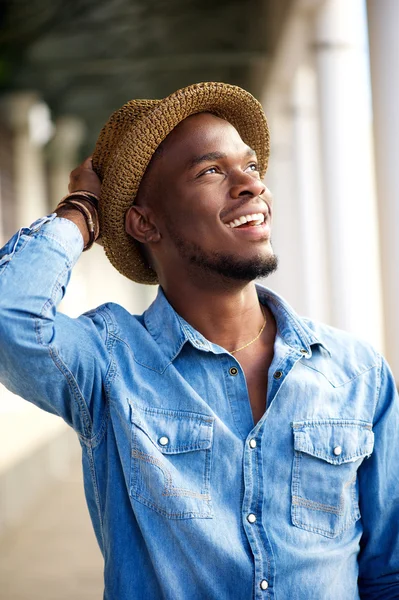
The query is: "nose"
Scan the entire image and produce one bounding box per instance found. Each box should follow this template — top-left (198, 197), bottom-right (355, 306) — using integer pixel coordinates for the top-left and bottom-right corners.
top-left (229, 171), bottom-right (266, 199)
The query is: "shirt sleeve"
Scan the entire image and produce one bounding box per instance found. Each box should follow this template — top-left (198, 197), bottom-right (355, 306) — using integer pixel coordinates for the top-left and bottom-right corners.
top-left (0, 214), bottom-right (111, 440)
top-left (357, 354), bottom-right (399, 597)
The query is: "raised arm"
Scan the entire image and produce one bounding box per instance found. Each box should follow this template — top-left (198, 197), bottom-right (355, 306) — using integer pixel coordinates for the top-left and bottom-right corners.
top-left (0, 158), bottom-right (111, 439)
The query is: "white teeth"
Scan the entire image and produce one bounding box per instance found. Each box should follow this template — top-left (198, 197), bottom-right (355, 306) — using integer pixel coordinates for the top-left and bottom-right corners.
top-left (226, 213), bottom-right (265, 229)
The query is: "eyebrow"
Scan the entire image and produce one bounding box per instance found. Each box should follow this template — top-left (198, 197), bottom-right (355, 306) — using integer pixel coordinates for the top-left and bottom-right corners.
top-left (187, 147), bottom-right (256, 170)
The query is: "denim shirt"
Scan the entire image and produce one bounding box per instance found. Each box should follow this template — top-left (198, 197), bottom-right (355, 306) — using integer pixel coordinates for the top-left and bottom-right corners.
top-left (1, 214), bottom-right (398, 600)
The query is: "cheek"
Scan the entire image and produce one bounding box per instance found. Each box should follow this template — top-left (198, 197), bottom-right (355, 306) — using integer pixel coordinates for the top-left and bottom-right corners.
top-left (162, 202), bottom-right (211, 232)
top-left (157, 184), bottom-right (224, 240)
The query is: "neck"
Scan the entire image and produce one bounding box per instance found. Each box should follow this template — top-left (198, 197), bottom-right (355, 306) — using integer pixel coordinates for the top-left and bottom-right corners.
top-left (160, 275), bottom-right (268, 353)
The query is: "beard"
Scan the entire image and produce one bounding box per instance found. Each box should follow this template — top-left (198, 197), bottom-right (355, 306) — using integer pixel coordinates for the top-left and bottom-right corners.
top-left (168, 227), bottom-right (279, 282)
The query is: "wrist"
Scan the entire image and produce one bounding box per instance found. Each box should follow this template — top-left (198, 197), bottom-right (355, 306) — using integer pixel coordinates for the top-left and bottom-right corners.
top-left (55, 205), bottom-right (92, 248)
top-left (55, 196), bottom-right (100, 250)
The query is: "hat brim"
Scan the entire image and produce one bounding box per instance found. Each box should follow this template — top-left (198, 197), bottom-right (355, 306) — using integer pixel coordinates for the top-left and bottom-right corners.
top-left (93, 82), bottom-right (270, 284)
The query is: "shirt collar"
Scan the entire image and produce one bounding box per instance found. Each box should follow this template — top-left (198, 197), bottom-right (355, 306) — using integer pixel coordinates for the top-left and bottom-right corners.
top-left (143, 284), bottom-right (331, 372)
top-left (255, 284), bottom-right (331, 358)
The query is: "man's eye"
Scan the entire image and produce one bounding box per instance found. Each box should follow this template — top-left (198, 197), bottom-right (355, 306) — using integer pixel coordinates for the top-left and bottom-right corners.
top-left (247, 163), bottom-right (259, 172)
top-left (202, 167), bottom-right (218, 175)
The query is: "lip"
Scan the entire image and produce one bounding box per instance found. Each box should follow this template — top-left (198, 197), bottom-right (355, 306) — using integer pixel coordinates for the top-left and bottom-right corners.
top-left (227, 220), bottom-right (270, 240)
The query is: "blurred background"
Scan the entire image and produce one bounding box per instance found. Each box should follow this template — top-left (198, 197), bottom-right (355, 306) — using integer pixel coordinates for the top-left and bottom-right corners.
top-left (0, 0), bottom-right (398, 597)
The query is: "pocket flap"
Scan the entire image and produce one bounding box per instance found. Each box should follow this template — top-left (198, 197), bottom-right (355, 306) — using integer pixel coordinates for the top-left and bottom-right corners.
top-left (129, 401), bottom-right (214, 454)
top-left (292, 420), bottom-right (374, 465)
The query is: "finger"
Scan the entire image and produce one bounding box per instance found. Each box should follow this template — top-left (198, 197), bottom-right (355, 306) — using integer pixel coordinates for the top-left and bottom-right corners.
top-left (82, 156), bottom-right (93, 169)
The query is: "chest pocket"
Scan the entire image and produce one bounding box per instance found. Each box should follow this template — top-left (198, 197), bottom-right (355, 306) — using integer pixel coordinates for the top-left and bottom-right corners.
top-left (129, 401), bottom-right (214, 519)
top-left (291, 420), bottom-right (374, 538)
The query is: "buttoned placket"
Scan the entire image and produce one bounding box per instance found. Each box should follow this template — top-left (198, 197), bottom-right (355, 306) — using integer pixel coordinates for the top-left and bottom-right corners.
top-left (223, 356), bottom-right (272, 598)
top-left (243, 418), bottom-right (275, 597)
top-left (238, 342), bottom-right (312, 599)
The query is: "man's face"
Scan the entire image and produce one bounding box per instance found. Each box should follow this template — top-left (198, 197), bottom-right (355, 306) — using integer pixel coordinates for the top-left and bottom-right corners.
top-left (136, 112), bottom-right (277, 282)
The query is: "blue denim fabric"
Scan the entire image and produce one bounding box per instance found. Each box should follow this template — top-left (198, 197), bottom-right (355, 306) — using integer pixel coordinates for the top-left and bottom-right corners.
top-left (1, 215), bottom-right (399, 600)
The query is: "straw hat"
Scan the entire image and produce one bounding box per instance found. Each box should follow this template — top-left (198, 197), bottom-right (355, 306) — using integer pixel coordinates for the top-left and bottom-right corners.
top-left (92, 82), bottom-right (270, 284)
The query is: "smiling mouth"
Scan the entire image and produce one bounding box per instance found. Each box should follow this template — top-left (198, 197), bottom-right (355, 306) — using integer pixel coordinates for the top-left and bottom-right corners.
top-left (225, 213), bottom-right (265, 229)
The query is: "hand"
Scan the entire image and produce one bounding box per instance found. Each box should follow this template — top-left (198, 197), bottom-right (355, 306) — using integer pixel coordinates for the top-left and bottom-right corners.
top-left (55, 156), bottom-right (103, 249)
top-left (68, 156), bottom-right (102, 197)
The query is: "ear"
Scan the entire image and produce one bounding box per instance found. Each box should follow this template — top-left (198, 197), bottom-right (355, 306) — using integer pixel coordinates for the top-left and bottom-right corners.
top-left (125, 205), bottom-right (161, 244)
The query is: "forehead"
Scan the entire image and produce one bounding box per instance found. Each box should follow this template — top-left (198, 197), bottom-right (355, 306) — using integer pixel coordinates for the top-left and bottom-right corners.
top-left (159, 112), bottom-right (251, 164)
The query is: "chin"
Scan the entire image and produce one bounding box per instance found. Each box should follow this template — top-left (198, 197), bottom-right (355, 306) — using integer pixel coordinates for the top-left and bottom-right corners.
top-left (190, 249), bottom-right (279, 282)
top-left (171, 231), bottom-right (278, 281)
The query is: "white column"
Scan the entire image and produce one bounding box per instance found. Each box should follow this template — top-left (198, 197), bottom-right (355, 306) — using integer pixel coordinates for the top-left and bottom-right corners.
top-left (262, 85), bottom-right (306, 312)
top-left (259, 0), bottom-right (333, 321)
top-left (314, 0), bottom-right (384, 349)
top-left (291, 63), bottom-right (331, 323)
top-left (47, 116), bottom-right (86, 207)
top-left (366, 0), bottom-right (399, 377)
top-left (5, 93), bottom-right (52, 227)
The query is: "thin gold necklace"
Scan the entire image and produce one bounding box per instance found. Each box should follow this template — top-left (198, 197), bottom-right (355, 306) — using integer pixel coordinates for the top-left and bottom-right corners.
top-left (230, 305), bottom-right (267, 355)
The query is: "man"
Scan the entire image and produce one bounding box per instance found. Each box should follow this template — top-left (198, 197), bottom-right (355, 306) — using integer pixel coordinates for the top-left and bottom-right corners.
top-left (0, 82), bottom-right (398, 599)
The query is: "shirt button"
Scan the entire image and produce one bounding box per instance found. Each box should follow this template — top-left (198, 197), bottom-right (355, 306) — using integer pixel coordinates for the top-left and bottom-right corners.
top-left (229, 367), bottom-right (238, 376)
top-left (249, 439), bottom-right (257, 449)
top-left (333, 445), bottom-right (342, 456)
top-left (247, 513), bottom-right (257, 523)
top-left (273, 370), bottom-right (283, 379)
top-left (260, 579), bottom-right (269, 590)
top-left (159, 436), bottom-right (169, 446)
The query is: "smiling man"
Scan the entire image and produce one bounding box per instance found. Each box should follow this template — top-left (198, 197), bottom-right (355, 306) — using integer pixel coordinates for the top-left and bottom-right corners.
top-left (0, 82), bottom-right (398, 600)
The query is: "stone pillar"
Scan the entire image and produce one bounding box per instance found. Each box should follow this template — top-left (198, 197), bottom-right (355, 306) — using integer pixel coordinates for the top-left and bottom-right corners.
top-left (314, 0), bottom-right (384, 349)
top-left (366, 0), bottom-right (399, 377)
top-left (5, 93), bottom-right (52, 227)
top-left (291, 63), bottom-right (331, 323)
top-left (259, 0), bottom-right (332, 321)
top-left (262, 85), bottom-right (306, 312)
top-left (47, 116), bottom-right (86, 207)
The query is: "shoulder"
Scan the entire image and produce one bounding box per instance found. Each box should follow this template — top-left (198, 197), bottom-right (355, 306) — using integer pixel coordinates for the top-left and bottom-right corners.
top-left (300, 316), bottom-right (381, 387)
top-left (302, 316), bottom-right (380, 361)
top-left (78, 302), bottom-right (144, 339)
